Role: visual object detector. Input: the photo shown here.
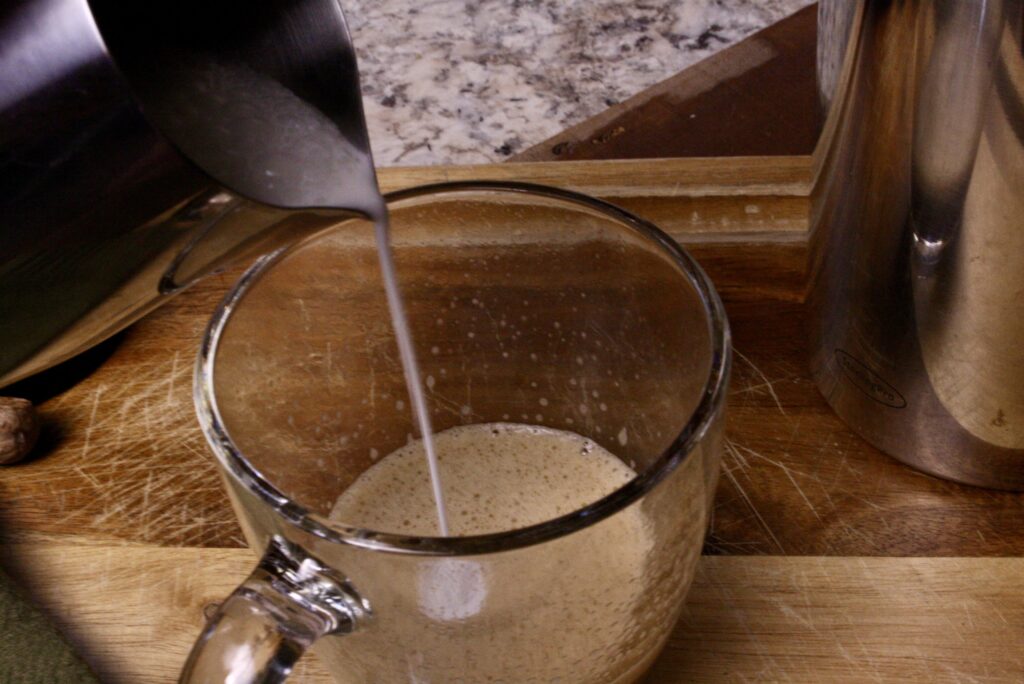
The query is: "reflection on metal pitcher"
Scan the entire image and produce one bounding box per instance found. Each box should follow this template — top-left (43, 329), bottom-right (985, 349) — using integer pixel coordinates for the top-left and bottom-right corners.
top-left (810, 0), bottom-right (1024, 488)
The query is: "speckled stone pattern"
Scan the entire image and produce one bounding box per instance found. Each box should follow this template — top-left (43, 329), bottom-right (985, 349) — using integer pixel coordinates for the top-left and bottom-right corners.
top-left (345, 0), bottom-right (813, 166)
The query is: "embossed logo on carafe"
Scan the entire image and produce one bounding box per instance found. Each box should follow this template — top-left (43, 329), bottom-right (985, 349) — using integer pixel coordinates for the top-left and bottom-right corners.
top-left (835, 349), bottom-right (907, 409)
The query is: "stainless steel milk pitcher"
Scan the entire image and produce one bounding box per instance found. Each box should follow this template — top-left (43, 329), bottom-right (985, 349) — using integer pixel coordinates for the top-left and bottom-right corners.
top-left (0, 0), bottom-right (375, 387)
top-left (810, 0), bottom-right (1024, 488)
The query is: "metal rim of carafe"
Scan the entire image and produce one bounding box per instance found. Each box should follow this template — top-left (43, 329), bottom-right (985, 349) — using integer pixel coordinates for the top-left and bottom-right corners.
top-left (194, 181), bottom-right (732, 556)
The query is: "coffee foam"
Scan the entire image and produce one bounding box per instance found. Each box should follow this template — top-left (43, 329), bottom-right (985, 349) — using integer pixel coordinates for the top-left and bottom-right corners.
top-left (330, 422), bottom-right (636, 536)
top-left (323, 423), bottom-right (664, 683)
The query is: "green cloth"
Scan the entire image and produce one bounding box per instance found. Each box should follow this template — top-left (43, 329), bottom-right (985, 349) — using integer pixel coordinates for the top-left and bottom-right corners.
top-left (0, 566), bottom-right (100, 684)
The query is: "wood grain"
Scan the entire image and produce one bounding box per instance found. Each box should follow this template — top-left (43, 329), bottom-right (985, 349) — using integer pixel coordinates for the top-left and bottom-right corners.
top-left (378, 156), bottom-right (812, 198)
top-left (3, 544), bottom-right (1021, 683)
top-left (3, 156), bottom-right (1024, 556)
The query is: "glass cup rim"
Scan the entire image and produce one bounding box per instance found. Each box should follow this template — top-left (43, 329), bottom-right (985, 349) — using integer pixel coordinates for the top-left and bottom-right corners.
top-left (194, 180), bottom-right (731, 556)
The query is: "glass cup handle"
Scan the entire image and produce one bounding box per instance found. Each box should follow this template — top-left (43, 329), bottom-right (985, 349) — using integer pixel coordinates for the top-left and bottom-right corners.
top-left (179, 535), bottom-right (371, 683)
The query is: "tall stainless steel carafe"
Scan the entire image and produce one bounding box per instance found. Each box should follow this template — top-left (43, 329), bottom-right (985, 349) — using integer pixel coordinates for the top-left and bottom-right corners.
top-left (810, 0), bottom-right (1024, 488)
top-left (0, 0), bottom-right (376, 388)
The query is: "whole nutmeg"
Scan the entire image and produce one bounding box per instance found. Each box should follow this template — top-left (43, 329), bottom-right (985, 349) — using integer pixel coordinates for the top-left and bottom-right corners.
top-left (0, 397), bottom-right (40, 465)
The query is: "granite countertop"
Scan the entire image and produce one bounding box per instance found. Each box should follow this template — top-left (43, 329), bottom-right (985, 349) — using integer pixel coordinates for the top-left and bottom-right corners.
top-left (346, 0), bottom-right (813, 166)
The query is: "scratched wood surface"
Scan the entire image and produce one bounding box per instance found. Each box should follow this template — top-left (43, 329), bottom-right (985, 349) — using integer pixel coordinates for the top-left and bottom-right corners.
top-left (3, 156), bottom-right (1024, 556)
top-left (3, 545), bottom-right (1022, 683)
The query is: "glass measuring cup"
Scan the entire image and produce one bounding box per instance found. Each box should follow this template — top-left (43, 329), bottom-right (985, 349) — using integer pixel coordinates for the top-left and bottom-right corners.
top-left (184, 182), bottom-right (731, 683)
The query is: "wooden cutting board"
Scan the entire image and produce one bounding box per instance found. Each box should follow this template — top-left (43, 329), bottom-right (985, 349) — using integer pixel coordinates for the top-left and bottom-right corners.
top-left (6, 156), bottom-right (1023, 557)
top-left (4, 545), bottom-right (1022, 683)
top-left (3, 156), bottom-right (1023, 681)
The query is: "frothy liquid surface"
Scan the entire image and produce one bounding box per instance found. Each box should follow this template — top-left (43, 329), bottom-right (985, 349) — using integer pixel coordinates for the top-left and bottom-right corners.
top-left (331, 423), bottom-right (635, 535)
top-left (325, 424), bottom-right (663, 683)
